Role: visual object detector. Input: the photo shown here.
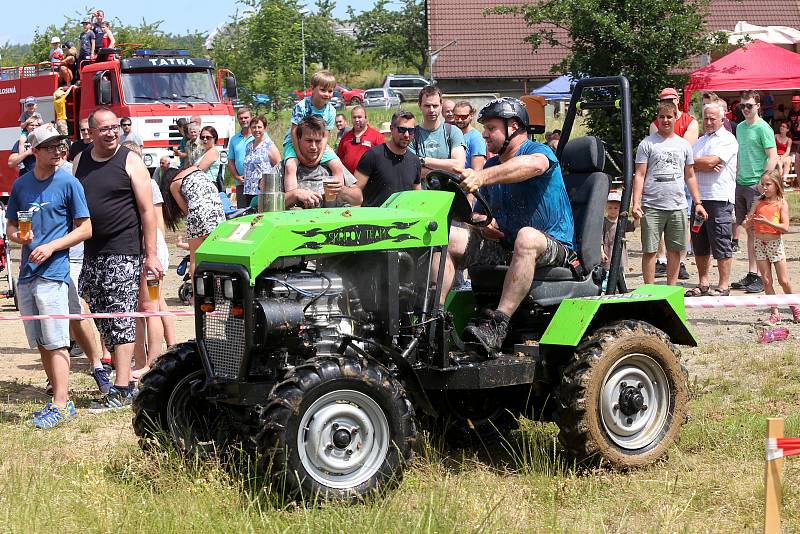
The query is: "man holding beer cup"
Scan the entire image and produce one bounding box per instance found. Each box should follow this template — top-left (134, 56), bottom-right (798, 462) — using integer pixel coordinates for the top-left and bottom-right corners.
top-left (5, 123), bottom-right (92, 429)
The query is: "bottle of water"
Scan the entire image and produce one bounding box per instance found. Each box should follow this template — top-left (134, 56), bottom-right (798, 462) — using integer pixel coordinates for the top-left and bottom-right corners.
top-left (759, 327), bottom-right (790, 344)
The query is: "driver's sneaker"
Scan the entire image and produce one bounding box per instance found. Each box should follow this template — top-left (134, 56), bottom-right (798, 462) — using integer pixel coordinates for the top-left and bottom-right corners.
top-left (31, 401), bottom-right (76, 429)
top-left (87, 385), bottom-right (133, 414)
top-left (463, 310), bottom-right (509, 354)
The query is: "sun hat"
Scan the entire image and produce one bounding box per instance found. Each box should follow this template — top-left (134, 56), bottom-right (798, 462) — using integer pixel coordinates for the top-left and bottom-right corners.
top-left (658, 87), bottom-right (679, 99)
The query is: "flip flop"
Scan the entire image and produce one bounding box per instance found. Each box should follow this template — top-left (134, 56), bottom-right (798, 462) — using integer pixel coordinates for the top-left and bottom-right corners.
top-left (684, 286), bottom-right (709, 297)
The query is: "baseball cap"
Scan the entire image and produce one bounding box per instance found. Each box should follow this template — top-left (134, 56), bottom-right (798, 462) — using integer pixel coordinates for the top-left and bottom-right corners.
top-left (607, 191), bottom-right (622, 202)
top-left (51, 37), bottom-right (61, 44)
top-left (379, 122), bottom-right (391, 134)
top-left (658, 87), bottom-right (679, 100)
top-left (28, 123), bottom-right (68, 149)
top-left (792, 95), bottom-right (800, 103)
top-left (24, 96), bottom-right (37, 105)
top-left (81, 18), bottom-right (92, 24)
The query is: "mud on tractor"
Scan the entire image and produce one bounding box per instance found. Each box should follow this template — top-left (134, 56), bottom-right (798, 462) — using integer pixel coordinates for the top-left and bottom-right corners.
top-left (132, 77), bottom-right (695, 501)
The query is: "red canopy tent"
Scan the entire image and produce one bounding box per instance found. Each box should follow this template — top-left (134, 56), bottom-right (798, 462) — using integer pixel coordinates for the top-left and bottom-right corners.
top-left (683, 40), bottom-right (800, 111)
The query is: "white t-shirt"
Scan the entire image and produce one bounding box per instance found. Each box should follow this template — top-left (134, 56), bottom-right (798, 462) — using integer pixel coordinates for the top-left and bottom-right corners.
top-left (635, 133), bottom-right (694, 211)
top-left (692, 127), bottom-right (738, 202)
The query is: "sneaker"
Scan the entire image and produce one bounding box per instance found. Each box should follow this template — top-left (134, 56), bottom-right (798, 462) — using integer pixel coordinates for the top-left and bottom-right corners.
top-left (732, 272), bottom-right (757, 290)
top-left (678, 263), bottom-right (690, 280)
top-left (731, 239), bottom-right (740, 253)
top-left (31, 400), bottom-right (76, 429)
top-left (129, 380), bottom-right (140, 398)
top-left (463, 310), bottom-right (509, 354)
top-left (744, 276), bottom-right (764, 294)
top-left (33, 402), bottom-right (53, 418)
top-left (790, 305), bottom-right (800, 324)
top-left (655, 261), bottom-right (667, 278)
top-left (91, 367), bottom-right (112, 394)
top-left (69, 341), bottom-right (84, 358)
top-left (87, 386), bottom-right (133, 414)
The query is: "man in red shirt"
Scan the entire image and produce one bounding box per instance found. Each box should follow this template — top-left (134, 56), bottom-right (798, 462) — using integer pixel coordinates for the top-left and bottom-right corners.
top-left (336, 105), bottom-right (384, 174)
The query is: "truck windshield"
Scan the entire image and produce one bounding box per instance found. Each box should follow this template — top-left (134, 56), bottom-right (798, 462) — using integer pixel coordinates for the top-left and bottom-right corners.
top-left (120, 70), bottom-right (220, 104)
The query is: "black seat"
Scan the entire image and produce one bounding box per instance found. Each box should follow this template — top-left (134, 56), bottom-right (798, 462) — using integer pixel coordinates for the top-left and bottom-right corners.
top-left (469, 136), bottom-right (611, 307)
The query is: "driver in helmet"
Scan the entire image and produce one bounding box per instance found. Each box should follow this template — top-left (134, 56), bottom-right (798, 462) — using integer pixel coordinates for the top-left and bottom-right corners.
top-left (439, 97), bottom-right (576, 353)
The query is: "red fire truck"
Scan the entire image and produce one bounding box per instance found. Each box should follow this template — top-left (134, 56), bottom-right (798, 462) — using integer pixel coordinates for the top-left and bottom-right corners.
top-left (0, 49), bottom-right (237, 195)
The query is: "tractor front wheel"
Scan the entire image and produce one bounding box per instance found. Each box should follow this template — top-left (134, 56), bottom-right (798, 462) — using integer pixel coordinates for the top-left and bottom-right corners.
top-left (554, 320), bottom-right (688, 468)
top-left (256, 355), bottom-right (416, 502)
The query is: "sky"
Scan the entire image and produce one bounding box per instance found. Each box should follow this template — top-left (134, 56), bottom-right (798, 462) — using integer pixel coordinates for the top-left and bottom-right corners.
top-left (0, 0), bottom-right (376, 45)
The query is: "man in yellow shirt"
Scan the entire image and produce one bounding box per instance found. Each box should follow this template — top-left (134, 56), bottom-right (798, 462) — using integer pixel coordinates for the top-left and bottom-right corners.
top-left (53, 85), bottom-right (75, 136)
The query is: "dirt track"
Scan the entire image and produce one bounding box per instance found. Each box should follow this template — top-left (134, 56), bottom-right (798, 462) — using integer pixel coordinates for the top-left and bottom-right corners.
top-left (0, 224), bottom-right (799, 406)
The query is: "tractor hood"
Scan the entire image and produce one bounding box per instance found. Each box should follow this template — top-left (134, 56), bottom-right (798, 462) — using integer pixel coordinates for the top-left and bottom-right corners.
top-left (195, 190), bottom-right (453, 283)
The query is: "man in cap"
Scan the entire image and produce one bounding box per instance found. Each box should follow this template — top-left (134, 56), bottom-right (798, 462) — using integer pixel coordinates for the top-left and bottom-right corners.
top-left (4, 123), bottom-right (92, 428)
top-left (440, 97), bottom-right (576, 353)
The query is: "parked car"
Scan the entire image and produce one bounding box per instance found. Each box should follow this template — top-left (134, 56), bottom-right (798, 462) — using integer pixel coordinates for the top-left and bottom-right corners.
top-left (381, 74), bottom-right (430, 102)
top-left (363, 88), bottom-right (401, 108)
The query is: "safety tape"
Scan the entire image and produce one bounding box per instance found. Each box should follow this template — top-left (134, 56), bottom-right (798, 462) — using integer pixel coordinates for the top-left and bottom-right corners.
top-left (0, 310), bottom-right (195, 321)
top-left (766, 437), bottom-right (800, 460)
top-left (684, 293), bottom-right (800, 309)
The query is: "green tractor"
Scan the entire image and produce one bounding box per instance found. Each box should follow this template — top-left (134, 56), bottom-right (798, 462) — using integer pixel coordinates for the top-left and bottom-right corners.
top-left (133, 77), bottom-right (695, 501)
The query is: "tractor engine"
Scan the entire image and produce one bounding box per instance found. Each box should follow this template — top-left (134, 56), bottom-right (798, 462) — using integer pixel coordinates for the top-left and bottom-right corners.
top-left (256, 271), bottom-right (354, 358)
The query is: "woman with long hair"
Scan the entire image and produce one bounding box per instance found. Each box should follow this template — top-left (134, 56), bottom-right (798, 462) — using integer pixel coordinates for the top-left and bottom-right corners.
top-left (196, 126), bottom-right (223, 183)
top-left (242, 116), bottom-right (281, 206)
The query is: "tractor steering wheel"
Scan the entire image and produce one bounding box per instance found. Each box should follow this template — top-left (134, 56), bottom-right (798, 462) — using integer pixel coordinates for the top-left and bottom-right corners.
top-left (424, 170), bottom-right (494, 228)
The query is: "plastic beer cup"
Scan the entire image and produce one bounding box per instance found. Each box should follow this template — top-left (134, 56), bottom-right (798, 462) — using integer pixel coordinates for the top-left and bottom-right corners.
top-left (323, 179), bottom-right (338, 203)
top-left (17, 211), bottom-right (32, 240)
top-left (146, 273), bottom-right (160, 300)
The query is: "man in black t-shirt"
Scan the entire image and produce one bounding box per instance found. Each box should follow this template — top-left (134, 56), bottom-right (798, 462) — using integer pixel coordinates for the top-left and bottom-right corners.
top-left (341, 109), bottom-right (421, 207)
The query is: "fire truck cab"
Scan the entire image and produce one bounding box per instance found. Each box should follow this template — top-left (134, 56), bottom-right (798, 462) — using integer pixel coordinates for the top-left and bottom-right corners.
top-left (0, 49), bottom-right (237, 195)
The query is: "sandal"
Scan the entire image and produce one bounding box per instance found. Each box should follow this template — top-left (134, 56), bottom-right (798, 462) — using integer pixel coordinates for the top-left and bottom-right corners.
top-left (708, 287), bottom-right (730, 297)
top-left (684, 286), bottom-right (709, 297)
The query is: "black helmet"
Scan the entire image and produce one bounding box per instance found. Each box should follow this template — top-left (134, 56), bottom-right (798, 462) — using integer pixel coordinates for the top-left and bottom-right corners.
top-left (477, 97), bottom-right (529, 127)
top-left (477, 97), bottom-right (529, 155)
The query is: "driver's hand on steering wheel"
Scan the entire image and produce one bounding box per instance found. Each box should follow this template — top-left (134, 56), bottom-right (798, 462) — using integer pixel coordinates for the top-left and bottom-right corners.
top-left (473, 214), bottom-right (504, 240)
top-left (454, 167), bottom-right (484, 194)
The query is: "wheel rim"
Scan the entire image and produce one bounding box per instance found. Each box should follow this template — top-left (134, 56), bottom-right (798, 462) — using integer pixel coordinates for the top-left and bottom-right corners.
top-left (599, 353), bottom-right (670, 450)
top-left (297, 389), bottom-right (389, 490)
top-left (166, 370), bottom-right (224, 456)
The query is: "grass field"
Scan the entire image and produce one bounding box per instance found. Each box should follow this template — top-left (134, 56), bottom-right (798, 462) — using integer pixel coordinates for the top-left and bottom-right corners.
top-left (1, 336), bottom-right (799, 532)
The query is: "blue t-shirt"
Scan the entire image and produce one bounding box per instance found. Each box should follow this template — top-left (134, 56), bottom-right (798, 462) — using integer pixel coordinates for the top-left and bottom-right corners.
top-left (6, 168), bottom-right (90, 283)
top-left (408, 122), bottom-right (465, 159)
top-left (228, 131), bottom-right (254, 176)
top-left (463, 128), bottom-right (487, 169)
top-left (477, 140), bottom-right (575, 251)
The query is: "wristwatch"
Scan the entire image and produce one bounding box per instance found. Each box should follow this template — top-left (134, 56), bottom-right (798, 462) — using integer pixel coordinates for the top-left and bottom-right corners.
top-left (419, 157), bottom-right (426, 168)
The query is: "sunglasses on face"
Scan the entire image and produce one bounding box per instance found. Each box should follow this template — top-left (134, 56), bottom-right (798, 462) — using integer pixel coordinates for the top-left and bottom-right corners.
top-left (120, 123), bottom-right (131, 127)
top-left (454, 114), bottom-right (470, 120)
top-left (395, 126), bottom-right (415, 135)
top-left (80, 128), bottom-right (90, 132)
top-left (200, 135), bottom-right (213, 140)
top-left (740, 103), bottom-right (755, 110)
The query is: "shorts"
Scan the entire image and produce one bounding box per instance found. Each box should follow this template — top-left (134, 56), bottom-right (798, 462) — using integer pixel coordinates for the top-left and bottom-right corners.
top-left (641, 207), bottom-right (688, 253)
top-left (690, 200), bottom-right (733, 260)
top-left (80, 253), bottom-right (142, 351)
top-left (735, 183), bottom-right (760, 225)
top-left (56, 120), bottom-right (68, 136)
top-left (457, 228), bottom-right (569, 271)
top-left (754, 238), bottom-right (785, 262)
top-left (283, 141), bottom-right (337, 164)
top-left (67, 260), bottom-right (84, 316)
top-left (18, 277), bottom-right (70, 350)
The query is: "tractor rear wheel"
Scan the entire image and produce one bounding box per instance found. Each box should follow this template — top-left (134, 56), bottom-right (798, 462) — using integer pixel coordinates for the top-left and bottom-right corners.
top-left (554, 320), bottom-right (688, 468)
top-left (133, 342), bottom-right (235, 457)
top-left (256, 355), bottom-right (416, 502)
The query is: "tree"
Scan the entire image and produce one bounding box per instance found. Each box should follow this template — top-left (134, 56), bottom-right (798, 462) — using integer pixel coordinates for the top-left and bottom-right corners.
top-left (304, 0), bottom-right (369, 83)
top-left (349, 0), bottom-right (427, 75)
top-left (490, 0), bottom-right (726, 143)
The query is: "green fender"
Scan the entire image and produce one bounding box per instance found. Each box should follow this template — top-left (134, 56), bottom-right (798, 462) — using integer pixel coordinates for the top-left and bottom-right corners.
top-left (539, 284), bottom-right (697, 347)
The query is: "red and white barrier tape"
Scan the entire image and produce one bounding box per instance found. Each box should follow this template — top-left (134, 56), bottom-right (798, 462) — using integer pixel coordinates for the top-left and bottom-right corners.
top-left (685, 293), bottom-right (800, 309)
top-left (767, 437), bottom-right (800, 460)
top-left (0, 310), bottom-right (194, 321)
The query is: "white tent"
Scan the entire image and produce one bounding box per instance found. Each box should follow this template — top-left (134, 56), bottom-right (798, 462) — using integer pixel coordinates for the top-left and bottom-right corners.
top-left (725, 22), bottom-right (800, 45)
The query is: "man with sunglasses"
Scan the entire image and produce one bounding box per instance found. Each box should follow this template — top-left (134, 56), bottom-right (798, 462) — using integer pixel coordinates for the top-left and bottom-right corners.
top-left (453, 101), bottom-right (486, 170)
top-left (5, 123), bottom-right (92, 428)
top-left (342, 109), bottom-right (421, 207)
top-left (730, 91), bottom-right (778, 294)
top-left (68, 118), bottom-right (92, 162)
top-left (118, 117), bottom-right (143, 149)
top-left (336, 105), bottom-right (384, 174)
